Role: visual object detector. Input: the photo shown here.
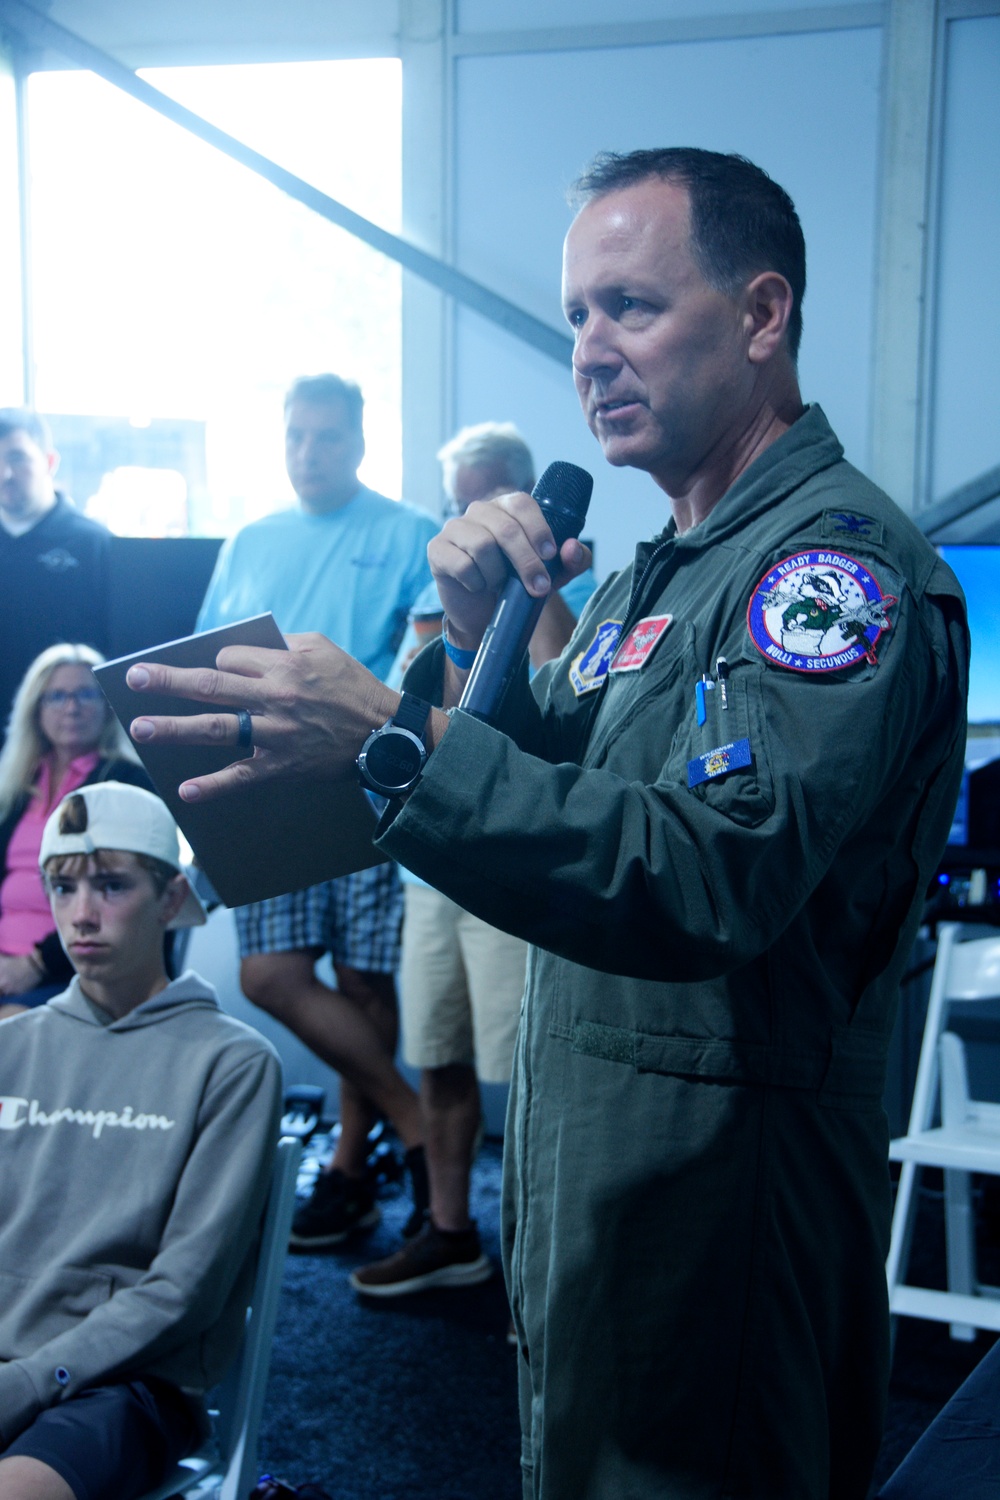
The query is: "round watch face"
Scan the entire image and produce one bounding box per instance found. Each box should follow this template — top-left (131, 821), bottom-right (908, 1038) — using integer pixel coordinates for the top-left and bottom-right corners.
top-left (359, 727), bottom-right (425, 795)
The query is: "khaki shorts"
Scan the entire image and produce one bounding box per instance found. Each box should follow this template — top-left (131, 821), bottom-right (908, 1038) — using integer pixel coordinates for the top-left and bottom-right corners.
top-left (400, 883), bottom-right (527, 1083)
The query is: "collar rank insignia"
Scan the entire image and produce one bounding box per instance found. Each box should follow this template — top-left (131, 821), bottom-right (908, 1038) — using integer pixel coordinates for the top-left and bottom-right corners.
top-left (569, 619), bottom-right (622, 697)
top-left (610, 614), bottom-right (674, 673)
top-left (747, 550), bottom-right (896, 673)
top-left (688, 738), bottom-right (752, 788)
top-left (820, 509), bottom-right (884, 547)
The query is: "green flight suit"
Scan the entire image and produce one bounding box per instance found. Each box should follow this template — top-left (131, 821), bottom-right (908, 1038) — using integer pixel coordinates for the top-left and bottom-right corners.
top-left (380, 407), bottom-right (968, 1499)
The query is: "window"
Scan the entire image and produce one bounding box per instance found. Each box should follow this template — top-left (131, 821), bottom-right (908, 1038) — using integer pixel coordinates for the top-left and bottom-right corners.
top-left (0, 56), bottom-right (21, 399)
top-left (22, 59), bottom-right (401, 535)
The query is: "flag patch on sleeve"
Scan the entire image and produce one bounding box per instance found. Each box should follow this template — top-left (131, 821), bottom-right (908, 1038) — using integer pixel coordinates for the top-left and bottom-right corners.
top-left (688, 738), bottom-right (752, 788)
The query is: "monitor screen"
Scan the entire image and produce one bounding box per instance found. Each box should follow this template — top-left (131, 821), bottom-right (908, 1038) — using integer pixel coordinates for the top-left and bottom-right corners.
top-left (948, 770), bottom-right (969, 846)
top-left (939, 545), bottom-right (1000, 725)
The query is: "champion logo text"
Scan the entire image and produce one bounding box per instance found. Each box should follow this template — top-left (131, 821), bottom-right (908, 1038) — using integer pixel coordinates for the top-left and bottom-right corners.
top-left (0, 1094), bottom-right (175, 1139)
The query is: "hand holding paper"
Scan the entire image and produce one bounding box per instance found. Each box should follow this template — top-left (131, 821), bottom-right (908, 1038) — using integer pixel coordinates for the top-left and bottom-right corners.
top-left (128, 632), bottom-right (401, 802)
top-left (95, 615), bottom-right (393, 906)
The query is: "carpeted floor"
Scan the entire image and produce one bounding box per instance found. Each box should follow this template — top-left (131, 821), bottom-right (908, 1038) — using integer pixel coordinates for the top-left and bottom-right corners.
top-left (256, 1141), bottom-right (999, 1498)
top-left (257, 1140), bottom-right (520, 1499)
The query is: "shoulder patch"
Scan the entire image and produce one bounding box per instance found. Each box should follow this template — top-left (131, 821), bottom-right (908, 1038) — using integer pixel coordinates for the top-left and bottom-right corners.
top-left (747, 550), bottom-right (896, 673)
top-left (820, 509), bottom-right (884, 547)
top-left (568, 619), bottom-right (622, 696)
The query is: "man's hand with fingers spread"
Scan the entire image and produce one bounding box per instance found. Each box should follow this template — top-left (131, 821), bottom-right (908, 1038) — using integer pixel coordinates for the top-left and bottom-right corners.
top-left (127, 632), bottom-right (450, 804)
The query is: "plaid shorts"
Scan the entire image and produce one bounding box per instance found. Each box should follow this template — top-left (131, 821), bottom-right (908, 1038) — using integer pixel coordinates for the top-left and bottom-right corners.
top-left (235, 863), bottom-right (403, 972)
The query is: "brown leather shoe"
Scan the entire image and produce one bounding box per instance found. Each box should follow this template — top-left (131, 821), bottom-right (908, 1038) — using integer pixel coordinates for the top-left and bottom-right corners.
top-left (350, 1219), bottom-right (492, 1297)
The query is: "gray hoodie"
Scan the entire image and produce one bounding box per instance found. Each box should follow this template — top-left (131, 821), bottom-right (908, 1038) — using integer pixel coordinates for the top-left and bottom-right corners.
top-left (0, 971), bottom-right (282, 1445)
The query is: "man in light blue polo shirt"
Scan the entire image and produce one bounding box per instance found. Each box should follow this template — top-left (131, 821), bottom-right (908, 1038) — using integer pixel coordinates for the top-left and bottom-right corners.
top-left (198, 373), bottom-right (437, 1247)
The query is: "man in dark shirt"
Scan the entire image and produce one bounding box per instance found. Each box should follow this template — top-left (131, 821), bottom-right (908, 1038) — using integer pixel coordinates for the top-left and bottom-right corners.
top-left (0, 409), bottom-right (111, 740)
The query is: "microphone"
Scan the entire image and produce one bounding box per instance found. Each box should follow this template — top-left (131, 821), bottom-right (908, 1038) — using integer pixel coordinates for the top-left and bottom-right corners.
top-left (458, 461), bottom-right (593, 724)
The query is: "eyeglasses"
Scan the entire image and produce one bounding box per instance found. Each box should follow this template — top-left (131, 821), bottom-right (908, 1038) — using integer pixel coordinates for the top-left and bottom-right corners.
top-left (40, 687), bottom-right (105, 709)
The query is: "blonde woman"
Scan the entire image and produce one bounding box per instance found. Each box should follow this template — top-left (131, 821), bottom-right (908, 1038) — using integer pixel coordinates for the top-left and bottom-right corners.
top-left (0, 643), bottom-right (151, 1015)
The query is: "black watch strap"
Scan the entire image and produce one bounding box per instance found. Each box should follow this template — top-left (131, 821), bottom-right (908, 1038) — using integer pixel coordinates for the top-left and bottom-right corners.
top-left (393, 692), bottom-right (431, 737)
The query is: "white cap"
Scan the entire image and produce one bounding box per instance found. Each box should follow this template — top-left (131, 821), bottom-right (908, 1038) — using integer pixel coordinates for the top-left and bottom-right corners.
top-left (39, 781), bottom-right (206, 929)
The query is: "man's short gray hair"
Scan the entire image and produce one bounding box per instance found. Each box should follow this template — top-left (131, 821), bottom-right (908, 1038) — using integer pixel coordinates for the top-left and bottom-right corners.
top-left (437, 422), bottom-right (535, 498)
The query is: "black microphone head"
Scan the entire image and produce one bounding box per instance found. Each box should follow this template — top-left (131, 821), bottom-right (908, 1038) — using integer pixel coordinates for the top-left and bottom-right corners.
top-left (531, 461), bottom-right (593, 542)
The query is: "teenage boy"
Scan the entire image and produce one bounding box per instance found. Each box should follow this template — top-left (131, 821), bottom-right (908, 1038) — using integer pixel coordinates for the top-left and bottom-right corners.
top-left (0, 781), bottom-right (282, 1500)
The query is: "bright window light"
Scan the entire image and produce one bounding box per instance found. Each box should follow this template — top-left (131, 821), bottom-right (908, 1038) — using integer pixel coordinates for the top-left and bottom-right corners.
top-left (0, 62), bottom-right (21, 399)
top-left (23, 59), bottom-right (401, 536)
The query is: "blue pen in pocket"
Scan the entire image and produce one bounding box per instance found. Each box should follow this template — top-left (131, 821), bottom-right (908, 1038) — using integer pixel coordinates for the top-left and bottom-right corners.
top-left (695, 674), bottom-right (715, 726)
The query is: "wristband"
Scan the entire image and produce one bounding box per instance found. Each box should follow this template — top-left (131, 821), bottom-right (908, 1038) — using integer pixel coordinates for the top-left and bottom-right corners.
top-left (442, 620), bottom-right (478, 671)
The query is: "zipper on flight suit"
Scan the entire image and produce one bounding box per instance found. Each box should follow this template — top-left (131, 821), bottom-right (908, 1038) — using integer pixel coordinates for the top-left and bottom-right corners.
top-left (620, 535), bottom-right (678, 637)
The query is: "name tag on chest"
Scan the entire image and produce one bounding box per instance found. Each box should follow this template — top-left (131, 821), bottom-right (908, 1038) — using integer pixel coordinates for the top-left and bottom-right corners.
top-left (609, 614), bottom-right (674, 673)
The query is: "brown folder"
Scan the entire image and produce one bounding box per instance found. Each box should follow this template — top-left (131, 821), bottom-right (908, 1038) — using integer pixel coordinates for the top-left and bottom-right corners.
top-left (94, 614), bottom-right (384, 907)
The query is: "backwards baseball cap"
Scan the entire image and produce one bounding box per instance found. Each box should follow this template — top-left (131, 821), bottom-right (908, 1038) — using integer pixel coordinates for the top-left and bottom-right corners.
top-left (39, 781), bottom-right (207, 929)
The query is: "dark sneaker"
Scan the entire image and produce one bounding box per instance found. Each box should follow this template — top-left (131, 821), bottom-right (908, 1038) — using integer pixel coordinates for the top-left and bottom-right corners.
top-left (289, 1167), bottom-right (380, 1250)
top-left (401, 1144), bottom-right (429, 1239)
top-left (350, 1219), bottom-right (492, 1296)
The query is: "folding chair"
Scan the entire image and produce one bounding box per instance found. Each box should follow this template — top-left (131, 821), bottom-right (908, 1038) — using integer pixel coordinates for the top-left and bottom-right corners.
top-left (141, 1134), bottom-right (302, 1500)
top-left (887, 923), bottom-right (1000, 1340)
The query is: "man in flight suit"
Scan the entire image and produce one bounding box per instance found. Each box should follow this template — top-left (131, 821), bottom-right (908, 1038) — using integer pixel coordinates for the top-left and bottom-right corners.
top-left (126, 148), bottom-right (969, 1499)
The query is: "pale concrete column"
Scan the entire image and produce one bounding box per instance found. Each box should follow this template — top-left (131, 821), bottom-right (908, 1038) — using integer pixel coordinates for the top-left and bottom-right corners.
top-left (1, 34), bottom-right (34, 405)
top-left (870, 0), bottom-right (939, 515)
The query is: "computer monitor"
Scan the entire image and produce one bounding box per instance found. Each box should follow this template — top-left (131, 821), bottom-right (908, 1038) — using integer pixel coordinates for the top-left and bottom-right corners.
top-left (939, 545), bottom-right (1000, 726)
top-left (936, 548), bottom-right (1000, 892)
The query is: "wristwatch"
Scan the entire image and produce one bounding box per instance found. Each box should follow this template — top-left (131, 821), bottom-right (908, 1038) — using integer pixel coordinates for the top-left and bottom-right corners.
top-left (357, 692), bottom-right (432, 797)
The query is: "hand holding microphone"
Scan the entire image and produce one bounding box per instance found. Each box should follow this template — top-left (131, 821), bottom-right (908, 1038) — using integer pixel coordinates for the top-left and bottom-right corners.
top-left (445, 461), bottom-right (593, 724)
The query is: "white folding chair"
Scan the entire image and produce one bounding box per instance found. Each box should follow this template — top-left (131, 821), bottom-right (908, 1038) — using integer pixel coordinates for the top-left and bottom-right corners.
top-left (141, 1134), bottom-right (302, 1500)
top-left (887, 923), bottom-right (1000, 1340)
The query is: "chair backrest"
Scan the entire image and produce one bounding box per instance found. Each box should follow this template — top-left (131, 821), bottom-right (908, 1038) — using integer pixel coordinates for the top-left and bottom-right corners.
top-left (907, 925), bottom-right (1000, 1135)
top-left (938, 1031), bottom-right (972, 1128)
top-left (137, 1134), bottom-right (301, 1500)
top-left (213, 1134), bottom-right (302, 1500)
top-left (944, 936), bottom-right (1000, 1003)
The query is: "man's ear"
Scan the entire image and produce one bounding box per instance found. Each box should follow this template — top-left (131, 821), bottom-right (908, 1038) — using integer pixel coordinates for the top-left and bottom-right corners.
top-left (161, 874), bottom-right (189, 927)
top-left (742, 272), bottom-right (794, 365)
top-left (47, 448), bottom-right (61, 479)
